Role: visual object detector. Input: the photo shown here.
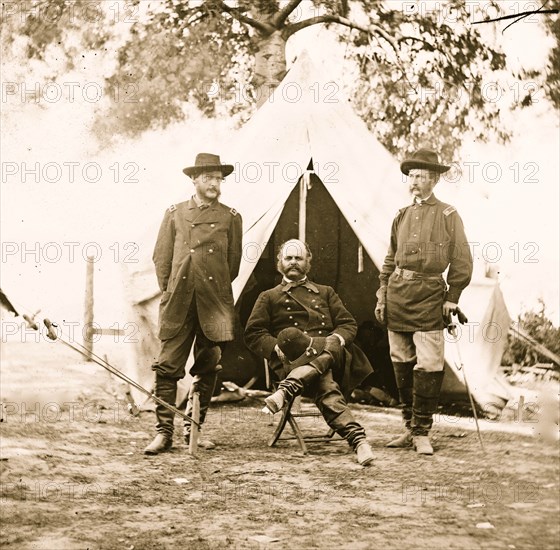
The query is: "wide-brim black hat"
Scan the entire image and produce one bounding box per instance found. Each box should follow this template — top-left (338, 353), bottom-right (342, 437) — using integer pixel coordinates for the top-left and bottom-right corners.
top-left (400, 148), bottom-right (450, 175)
top-left (183, 152), bottom-right (234, 177)
top-left (277, 327), bottom-right (327, 368)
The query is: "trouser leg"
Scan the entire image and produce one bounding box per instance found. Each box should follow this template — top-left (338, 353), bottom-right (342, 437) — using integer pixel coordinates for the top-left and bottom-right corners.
top-left (277, 365), bottom-right (321, 400)
top-left (393, 361), bottom-right (415, 429)
top-left (150, 303), bottom-right (197, 442)
top-left (144, 374), bottom-right (178, 454)
top-left (276, 350), bottom-right (335, 401)
top-left (311, 370), bottom-right (366, 451)
top-left (184, 372), bottom-right (219, 433)
top-left (154, 374), bottom-right (178, 437)
top-left (411, 330), bottom-right (445, 436)
top-left (388, 331), bottom-right (417, 430)
top-left (184, 323), bottom-right (224, 435)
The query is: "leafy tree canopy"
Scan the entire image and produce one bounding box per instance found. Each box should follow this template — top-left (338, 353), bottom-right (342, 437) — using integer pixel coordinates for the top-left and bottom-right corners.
top-left (2, 0), bottom-right (558, 158)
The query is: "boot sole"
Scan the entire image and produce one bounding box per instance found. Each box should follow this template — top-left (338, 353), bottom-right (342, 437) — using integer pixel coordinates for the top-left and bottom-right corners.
top-left (413, 447), bottom-right (433, 455)
top-left (144, 445), bottom-right (172, 455)
top-left (264, 398), bottom-right (283, 414)
top-left (412, 442), bottom-right (434, 455)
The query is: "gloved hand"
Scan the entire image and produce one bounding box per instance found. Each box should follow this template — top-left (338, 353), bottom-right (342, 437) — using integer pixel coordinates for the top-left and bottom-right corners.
top-left (456, 307), bottom-right (468, 325)
top-left (374, 286), bottom-right (387, 326)
top-left (325, 334), bottom-right (343, 353)
top-left (274, 343), bottom-right (286, 363)
top-left (443, 301), bottom-right (458, 326)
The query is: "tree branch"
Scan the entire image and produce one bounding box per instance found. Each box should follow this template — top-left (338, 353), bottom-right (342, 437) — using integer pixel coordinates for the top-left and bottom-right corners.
top-left (270, 0), bottom-right (303, 28)
top-left (207, 0), bottom-right (274, 34)
top-left (471, 9), bottom-right (558, 26)
top-left (397, 36), bottom-right (436, 51)
top-left (283, 14), bottom-right (400, 56)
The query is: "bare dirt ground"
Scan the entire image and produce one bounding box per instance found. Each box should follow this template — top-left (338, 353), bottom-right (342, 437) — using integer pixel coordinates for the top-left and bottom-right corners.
top-left (1, 341), bottom-right (559, 550)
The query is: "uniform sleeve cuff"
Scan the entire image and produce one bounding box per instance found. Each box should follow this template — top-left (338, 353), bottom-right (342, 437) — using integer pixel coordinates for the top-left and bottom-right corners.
top-left (446, 287), bottom-right (463, 304)
top-left (332, 333), bottom-right (345, 347)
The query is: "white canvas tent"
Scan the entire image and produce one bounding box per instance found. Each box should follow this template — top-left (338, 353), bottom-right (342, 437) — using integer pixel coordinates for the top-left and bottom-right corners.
top-left (123, 50), bottom-right (514, 411)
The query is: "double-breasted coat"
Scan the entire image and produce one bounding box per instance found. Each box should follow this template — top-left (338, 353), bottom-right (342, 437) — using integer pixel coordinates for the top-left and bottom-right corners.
top-left (244, 280), bottom-right (373, 394)
top-left (153, 198), bottom-right (242, 342)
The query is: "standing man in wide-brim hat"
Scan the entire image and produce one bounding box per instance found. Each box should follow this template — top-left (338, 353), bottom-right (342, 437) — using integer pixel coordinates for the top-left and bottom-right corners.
top-left (375, 148), bottom-right (473, 455)
top-left (144, 153), bottom-right (242, 455)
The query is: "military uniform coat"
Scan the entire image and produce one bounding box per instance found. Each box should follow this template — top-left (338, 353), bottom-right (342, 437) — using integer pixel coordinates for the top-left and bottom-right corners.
top-left (153, 198), bottom-right (242, 342)
top-left (379, 194), bottom-right (473, 332)
top-left (244, 280), bottom-right (373, 394)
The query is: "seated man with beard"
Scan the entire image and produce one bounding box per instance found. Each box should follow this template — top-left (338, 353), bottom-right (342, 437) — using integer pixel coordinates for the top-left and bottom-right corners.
top-left (244, 239), bottom-right (374, 466)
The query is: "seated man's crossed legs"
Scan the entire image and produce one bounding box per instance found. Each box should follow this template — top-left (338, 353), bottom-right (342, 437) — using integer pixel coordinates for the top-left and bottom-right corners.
top-left (264, 327), bottom-right (374, 466)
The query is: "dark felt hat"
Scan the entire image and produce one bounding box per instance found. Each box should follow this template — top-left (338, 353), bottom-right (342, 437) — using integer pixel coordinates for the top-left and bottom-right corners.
top-left (183, 153), bottom-right (234, 177)
top-left (400, 148), bottom-right (450, 175)
top-left (277, 327), bottom-right (327, 368)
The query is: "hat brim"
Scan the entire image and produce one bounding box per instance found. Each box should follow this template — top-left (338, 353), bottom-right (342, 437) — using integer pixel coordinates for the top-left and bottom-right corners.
top-left (183, 164), bottom-right (234, 178)
top-left (400, 160), bottom-right (450, 176)
top-left (287, 337), bottom-right (327, 368)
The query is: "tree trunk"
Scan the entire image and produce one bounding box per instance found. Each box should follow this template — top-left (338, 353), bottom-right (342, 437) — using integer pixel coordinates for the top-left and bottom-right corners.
top-left (252, 30), bottom-right (288, 107)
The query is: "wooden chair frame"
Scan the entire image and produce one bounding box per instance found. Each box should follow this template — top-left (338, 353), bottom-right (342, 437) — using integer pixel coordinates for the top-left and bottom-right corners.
top-left (267, 395), bottom-right (341, 454)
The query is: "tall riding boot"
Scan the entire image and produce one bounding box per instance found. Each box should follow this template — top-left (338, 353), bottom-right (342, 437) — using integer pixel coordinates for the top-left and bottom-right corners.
top-left (411, 369), bottom-right (445, 455)
top-left (184, 372), bottom-right (218, 448)
top-left (144, 375), bottom-right (177, 455)
top-left (386, 361), bottom-right (415, 447)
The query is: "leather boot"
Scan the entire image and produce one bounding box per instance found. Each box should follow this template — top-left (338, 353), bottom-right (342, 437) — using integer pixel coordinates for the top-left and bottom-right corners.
top-left (411, 369), bottom-right (445, 454)
top-left (386, 361), bottom-right (414, 448)
top-left (336, 420), bottom-right (372, 465)
top-left (387, 431), bottom-right (413, 448)
top-left (144, 375), bottom-right (177, 455)
top-left (264, 388), bottom-right (287, 413)
top-left (184, 372), bottom-right (218, 448)
top-left (355, 441), bottom-right (374, 466)
top-left (279, 365), bottom-right (317, 397)
top-left (144, 434), bottom-right (172, 455)
top-left (263, 365), bottom-right (320, 413)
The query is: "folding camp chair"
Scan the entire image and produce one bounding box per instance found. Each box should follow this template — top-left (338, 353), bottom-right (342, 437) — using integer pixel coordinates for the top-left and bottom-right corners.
top-left (264, 360), bottom-right (341, 454)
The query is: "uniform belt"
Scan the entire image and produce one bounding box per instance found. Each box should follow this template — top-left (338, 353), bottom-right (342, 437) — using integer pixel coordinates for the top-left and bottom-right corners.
top-left (394, 267), bottom-right (442, 280)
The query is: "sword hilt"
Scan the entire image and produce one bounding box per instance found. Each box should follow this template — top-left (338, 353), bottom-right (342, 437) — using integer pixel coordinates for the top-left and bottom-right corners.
top-left (43, 318), bottom-right (58, 341)
top-left (23, 314), bottom-right (38, 331)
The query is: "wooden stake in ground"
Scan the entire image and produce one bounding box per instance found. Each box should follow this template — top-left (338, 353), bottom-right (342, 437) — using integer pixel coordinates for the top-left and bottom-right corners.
top-left (188, 392), bottom-right (200, 456)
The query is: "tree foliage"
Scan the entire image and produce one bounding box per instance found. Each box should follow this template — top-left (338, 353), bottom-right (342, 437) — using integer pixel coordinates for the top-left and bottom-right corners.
top-left (1, 0), bottom-right (558, 157)
top-left (543, 0), bottom-right (560, 108)
top-left (349, 0), bottom-right (510, 157)
top-left (502, 299), bottom-right (560, 366)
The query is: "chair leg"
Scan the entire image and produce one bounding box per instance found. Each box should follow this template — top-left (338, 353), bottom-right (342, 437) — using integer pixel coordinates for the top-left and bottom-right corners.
top-left (268, 396), bottom-right (338, 453)
top-left (287, 414), bottom-right (308, 455)
top-left (268, 401), bottom-right (292, 447)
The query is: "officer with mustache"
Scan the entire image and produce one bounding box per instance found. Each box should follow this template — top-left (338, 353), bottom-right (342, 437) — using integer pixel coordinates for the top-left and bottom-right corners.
top-left (144, 153), bottom-right (242, 455)
top-left (245, 239), bottom-right (374, 466)
top-left (376, 148), bottom-right (473, 455)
